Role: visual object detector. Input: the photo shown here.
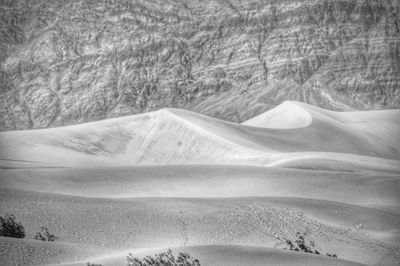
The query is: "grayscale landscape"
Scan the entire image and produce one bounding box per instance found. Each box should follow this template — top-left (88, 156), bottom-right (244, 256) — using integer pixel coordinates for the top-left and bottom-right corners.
top-left (0, 0), bottom-right (400, 266)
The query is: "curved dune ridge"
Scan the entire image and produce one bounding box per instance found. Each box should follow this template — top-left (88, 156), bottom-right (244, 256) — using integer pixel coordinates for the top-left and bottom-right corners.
top-left (0, 101), bottom-right (399, 171)
top-left (0, 236), bottom-right (110, 266)
top-left (54, 245), bottom-right (368, 266)
top-left (0, 188), bottom-right (399, 266)
top-left (242, 101), bottom-right (313, 129)
top-left (0, 166), bottom-right (399, 207)
top-left (0, 238), bottom-right (367, 266)
top-left (1, 102), bottom-right (400, 266)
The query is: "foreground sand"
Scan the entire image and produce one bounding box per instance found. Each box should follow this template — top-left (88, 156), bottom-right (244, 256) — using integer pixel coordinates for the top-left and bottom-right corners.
top-left (0, 101), bottom-right (399, 266)
top-left (56, 245), bottom-right (369, 266)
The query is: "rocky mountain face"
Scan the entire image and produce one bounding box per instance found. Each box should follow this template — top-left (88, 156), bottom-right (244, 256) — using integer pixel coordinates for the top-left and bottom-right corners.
top-left (0, 0), bottom-right (399, 130)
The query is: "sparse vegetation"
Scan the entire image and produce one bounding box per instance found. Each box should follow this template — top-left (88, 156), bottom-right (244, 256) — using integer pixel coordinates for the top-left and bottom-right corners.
top-left (0, 214), bottom-right (25, 239)
top-left (0, 214), bottom-right (58, 242)
top-left (86, 263), bottom-right (102, 266)
top-left (35, 226), bottom-right (56, 241)
top-left (277, 232), bottom-right (337, 258)
top-left (126, 249), bottom-right (201, 266)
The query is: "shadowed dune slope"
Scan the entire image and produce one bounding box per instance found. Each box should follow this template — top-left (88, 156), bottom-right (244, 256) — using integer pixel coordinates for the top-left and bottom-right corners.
top-left (242, 101), bottom-right (400, 159)
top-left (0, 101), bottom-right (399, 169)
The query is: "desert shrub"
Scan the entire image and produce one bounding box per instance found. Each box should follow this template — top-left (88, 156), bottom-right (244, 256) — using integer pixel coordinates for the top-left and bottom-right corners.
top-left (0, 214), bottom-right (25, 238)
top-left (35, 227), bottom-right (56, 241)
top-left (126, 249), bottom-right (201, 266)
top-left (86, 263), bottom-right (102, 266)
top-left (277, 232), bottom-right (337, 258)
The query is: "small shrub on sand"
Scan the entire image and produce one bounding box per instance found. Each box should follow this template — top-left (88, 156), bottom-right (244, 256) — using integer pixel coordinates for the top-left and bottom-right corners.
top-left (278, 232), bottom-right (337, 258)
top-left (0, 214), bottom-right (25, 239)
top-left (35, 227), bottom-right (56, 241)
top-left (126, 249), bottom-right (201, 266)
top-left (86, 263), bottom-right (102, 266)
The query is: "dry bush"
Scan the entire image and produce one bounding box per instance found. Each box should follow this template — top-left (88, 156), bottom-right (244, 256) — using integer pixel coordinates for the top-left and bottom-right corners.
top-left (277, 232), bottom-right (337, 258)
top-left (127, 249), bottom-right (201, 266)
top-left (35, 226), bottom-right (56, 241)
top-left (0, 214), bottom-right (25, 239)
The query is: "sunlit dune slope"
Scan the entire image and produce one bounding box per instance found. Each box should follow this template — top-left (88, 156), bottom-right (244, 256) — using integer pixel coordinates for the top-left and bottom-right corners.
top-left (1, 102), bottom-right (399, 266)
top-left (242, 101), bottom-right (400, 160)
top-left (56, 245), bottom-right (368, 266)
top-left (1, 166), bottom-right (399, 208)
top-left (242, 101), bottom-right (313, 129)
top-left (0, 101), bottom-right (399, 169)
top-left (0, 188), bottom-right (398, 266)
top-left (0, 236), bottom-right (110, 266)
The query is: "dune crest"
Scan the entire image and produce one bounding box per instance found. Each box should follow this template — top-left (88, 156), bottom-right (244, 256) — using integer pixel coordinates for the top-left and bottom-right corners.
top-left (1, 102), bottom-right (400, 266)
top-left (0, 102), bottom-right (399, 171)
top-left (242, 101), bottom-right (313, 129)
top-left (54, 245), bottom-right (368, 266)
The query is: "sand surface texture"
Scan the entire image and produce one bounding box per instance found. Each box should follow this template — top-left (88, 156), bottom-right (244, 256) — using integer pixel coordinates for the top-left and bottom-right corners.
top-left (0, 101), bottom-right (399, 266)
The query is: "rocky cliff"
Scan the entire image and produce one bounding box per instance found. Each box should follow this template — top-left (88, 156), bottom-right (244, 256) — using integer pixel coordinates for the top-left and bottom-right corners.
top-left (1, 0), bottom-right (399, 130)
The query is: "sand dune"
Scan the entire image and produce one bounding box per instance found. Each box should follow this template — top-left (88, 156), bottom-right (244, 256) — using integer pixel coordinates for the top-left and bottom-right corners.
top-left (56, 245), bottom-right (368, 266)
top-left (0, 239), bottom-right (369, 266)
top-left (1, 102), bottom-right (399, 266)
top-left (0, 101), bottom-right (399, 171)
top-left (242, 101), bottom-right (313, 129)
top-left (0, 166), bottom-right (399, 207)
top-left (0, 188), bottom-right (399, 266)
top-left (0, 236), bottom-right (110, 266)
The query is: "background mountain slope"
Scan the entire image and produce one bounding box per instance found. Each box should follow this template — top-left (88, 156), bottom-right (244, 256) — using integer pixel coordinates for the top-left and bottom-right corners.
top-left (1, 0), bottom-right (400, 130)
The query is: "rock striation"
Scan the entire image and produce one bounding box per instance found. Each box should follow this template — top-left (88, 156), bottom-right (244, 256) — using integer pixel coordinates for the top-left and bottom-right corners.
top-left (0, 0), bottom-right (399, 130)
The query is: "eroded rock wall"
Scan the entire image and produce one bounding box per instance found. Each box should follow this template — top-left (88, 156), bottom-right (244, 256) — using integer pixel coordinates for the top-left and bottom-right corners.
top-left (0, 0), bottom-right (399, 130)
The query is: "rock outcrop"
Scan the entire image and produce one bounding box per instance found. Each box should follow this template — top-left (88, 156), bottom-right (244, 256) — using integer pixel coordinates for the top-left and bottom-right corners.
top-left (0, 0), bottom-right (399, 130)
